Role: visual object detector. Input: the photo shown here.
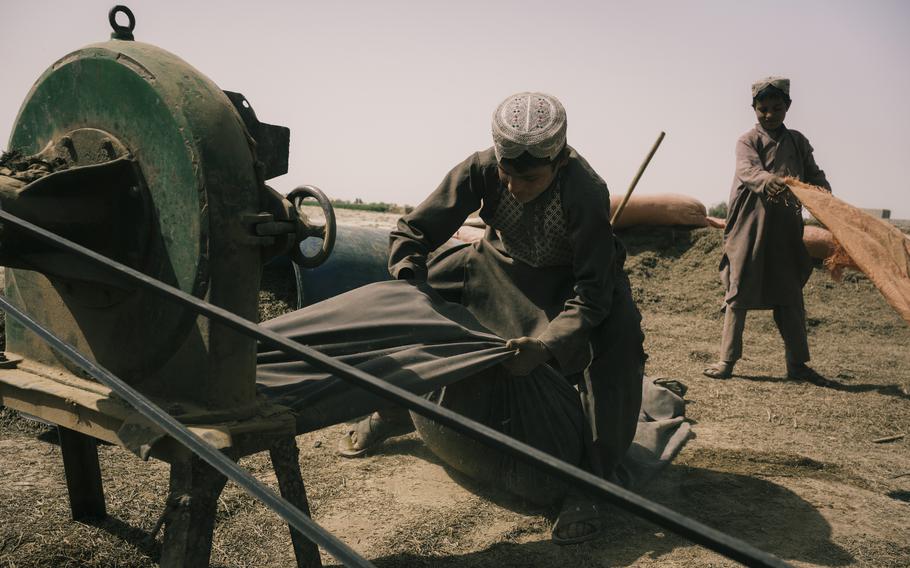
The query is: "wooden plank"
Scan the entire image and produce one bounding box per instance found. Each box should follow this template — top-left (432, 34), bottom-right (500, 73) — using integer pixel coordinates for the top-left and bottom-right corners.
top-left (1, 366), bottom-right (296, 460)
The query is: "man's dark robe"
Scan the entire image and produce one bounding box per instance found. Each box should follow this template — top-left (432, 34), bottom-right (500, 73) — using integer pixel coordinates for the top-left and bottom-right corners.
top-left (388, 147), bottom-right (645, 478)
top-left (720, 124), bottom-right (831, 308)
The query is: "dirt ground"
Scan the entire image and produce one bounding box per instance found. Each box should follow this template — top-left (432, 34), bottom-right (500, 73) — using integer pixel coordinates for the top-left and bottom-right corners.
top-left (1, 208), bottom-right (908, 567)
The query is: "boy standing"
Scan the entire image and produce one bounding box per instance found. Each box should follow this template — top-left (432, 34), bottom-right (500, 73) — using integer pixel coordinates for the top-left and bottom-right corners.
top-left (704, 77), bottom-right (832, 385)
top-left (340, 92), bottom-right (645, 544)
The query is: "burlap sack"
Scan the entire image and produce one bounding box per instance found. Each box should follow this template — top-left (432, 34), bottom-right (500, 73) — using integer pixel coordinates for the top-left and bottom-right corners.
top-left (787, 179), bottom-right (910, 324)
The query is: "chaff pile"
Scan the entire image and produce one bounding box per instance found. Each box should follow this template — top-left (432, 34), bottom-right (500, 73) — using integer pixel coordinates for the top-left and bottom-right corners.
top-left (0, 148), bottom-right (68, 197)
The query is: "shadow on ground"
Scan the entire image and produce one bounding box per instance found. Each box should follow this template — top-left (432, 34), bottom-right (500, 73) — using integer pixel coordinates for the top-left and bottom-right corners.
top-left (336, 456), bottom-right (854, 568)
top-left (377, 435), bottom-right (554, 517)
top-left (735, 374), bottom-right (910, 401)
top-left (80, 515), bottom-right (162, 565)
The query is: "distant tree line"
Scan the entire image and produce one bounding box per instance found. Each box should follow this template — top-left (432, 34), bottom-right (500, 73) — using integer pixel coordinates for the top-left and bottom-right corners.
top-left (708, 202), bottom-right (728, 219)
top-left (331, 198), bottom-right (413, 214)
top-left (332, 197), bottom-right (728, 219)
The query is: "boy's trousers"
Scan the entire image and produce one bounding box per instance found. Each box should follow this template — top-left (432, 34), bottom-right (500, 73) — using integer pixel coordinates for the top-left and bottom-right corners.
top-left (720, 300), bottom-right (810, 365)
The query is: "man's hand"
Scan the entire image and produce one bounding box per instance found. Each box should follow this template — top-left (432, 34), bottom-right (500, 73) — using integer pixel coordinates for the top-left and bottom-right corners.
top-left (765, 177), bottom-right (789, 198)
top-left (503, 337), bottom-right (552, 376)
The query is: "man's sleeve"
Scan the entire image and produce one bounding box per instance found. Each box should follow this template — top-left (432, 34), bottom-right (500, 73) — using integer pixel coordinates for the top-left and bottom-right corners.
top-left (537, 165), bottom-right (616, 373)
top-left (388, 152), bottom-right (486, 280)
top-left (800, 137), bottom-right (832, 192)
top-left (735, 133), bottom-right (776, 194)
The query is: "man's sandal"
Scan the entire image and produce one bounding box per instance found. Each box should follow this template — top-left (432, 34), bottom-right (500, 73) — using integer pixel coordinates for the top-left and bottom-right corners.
top-left (703, 361), bottom-right (734, 379)
top-left (337, 411), bottom-right (413, 458)
top-left (551, 502), bottom-right (606, 546)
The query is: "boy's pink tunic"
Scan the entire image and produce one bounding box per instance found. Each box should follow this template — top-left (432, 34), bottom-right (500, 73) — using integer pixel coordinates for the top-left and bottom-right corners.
top-left (721, 124), bottom-right (831, 308)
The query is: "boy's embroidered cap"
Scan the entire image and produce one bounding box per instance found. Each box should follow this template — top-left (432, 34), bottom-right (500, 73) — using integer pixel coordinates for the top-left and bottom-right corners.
top-left (751, 76), bottom-right (790, 98)
top-left (492, 92), bottom-right (567, 161)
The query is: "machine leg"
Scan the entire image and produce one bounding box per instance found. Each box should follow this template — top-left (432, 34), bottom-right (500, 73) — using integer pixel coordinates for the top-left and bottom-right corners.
top-left (58, 426), bottom-right (106, 520)
top-left (270, 437), bottom-right (323, 568)
top-left (159, 455), bottom-right (228, 568)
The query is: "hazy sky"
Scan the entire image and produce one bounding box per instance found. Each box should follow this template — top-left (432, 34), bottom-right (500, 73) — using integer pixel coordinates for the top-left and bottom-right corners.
top-left (2, 0), bottom-right (909, 218)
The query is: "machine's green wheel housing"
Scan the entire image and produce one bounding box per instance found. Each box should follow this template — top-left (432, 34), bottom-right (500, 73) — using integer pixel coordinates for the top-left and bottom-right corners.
top-left (6, 40), bottom-right (260, 389)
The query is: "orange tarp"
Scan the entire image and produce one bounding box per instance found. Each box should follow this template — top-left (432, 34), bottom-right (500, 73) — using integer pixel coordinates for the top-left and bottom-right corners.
top-left (787, 179), bottom-right (910, 324)
top-left (610, 193), bottom-right (708, 229)
top-left (803, 225), bottom-right (838, 261)
top-left (456, 194), bottom-right (716, 240)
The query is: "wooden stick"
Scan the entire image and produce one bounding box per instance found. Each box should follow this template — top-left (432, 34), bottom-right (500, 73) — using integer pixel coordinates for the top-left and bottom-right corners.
top-left (611, 131), bottom-right (666, 226)
top-left (871, 434), bottom-right (905, 444)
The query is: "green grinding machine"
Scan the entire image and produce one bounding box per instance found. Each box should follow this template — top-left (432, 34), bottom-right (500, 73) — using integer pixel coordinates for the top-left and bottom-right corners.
top-left (0, 6), bottom-right (336, 566)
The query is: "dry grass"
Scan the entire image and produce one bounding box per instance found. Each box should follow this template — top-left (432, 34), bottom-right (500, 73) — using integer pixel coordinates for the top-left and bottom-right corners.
top-left (1, 224), bottom-right (909, 567)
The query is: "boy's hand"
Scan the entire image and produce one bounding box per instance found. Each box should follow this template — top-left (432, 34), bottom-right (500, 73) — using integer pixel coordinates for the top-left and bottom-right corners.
top-left (503, 337), bottom-right (552, 376)
top-left (765, 177), bottom-right (789, 197)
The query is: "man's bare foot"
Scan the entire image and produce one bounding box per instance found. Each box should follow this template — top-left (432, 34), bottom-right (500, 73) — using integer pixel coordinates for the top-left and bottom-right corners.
top-left (703, 360), bottom-right (734, 379)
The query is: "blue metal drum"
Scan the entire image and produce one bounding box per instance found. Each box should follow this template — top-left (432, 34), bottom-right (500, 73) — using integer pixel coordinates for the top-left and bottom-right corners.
top-left (266, 224), bottom-right (393, 309)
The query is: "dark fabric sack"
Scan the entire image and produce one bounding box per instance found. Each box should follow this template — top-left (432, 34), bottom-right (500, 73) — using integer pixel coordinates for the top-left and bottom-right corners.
top-left (256, 281), bottom-right (690, 502)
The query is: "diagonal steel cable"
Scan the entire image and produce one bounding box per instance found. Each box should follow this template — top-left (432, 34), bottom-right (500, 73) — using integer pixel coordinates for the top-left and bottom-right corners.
top-left (0, 209), bottom-right (791, 568)
top-left (0, 295), bottom-right (375, 568)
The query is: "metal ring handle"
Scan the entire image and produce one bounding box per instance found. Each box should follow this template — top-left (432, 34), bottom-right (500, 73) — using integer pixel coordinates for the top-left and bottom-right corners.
top-left (109, 5), bottom-right (136, 40)
top-left (288, 185), bottom-right (336, 268)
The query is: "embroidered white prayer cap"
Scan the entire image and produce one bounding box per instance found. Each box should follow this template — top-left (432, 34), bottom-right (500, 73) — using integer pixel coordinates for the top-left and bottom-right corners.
top-left (751, 76), bottom-right (790, 99)
top-left (491, 92), bottom-right (567, 162)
